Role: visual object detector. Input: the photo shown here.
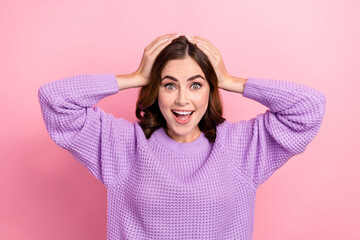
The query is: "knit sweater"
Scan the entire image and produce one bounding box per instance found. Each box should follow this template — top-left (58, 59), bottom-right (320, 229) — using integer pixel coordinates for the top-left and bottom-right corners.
top-left (38, 73), bottom-right (326, 240)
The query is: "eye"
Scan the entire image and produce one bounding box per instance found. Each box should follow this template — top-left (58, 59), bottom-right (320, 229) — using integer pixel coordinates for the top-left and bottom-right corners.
top-left (191, 83), bottom-right (202, 90)
top-left (164, 83), bottom-right (176, 90)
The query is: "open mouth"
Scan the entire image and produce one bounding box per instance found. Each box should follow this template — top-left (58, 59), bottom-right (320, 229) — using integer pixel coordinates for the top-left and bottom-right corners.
top-left (171, 110), bottom-right (195, 123)
top-left (171, 110), bottom-right (195, 117)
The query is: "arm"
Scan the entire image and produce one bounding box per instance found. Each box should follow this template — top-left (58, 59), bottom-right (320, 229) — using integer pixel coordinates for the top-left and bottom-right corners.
top-left (218, 75), bottom-right (248, 94)
top-left (38, 35), bottom-right (180, 187)
top-left (38, 73), bottom-right (138, 187)
top-left (115, 72), bottom-right (147, 90)
top-left (226, 77), bottom-right (326, 188)
top-left (184, 35), bottom-right (326, 187)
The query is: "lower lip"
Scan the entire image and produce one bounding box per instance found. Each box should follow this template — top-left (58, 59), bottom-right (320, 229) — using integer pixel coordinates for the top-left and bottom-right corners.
top-left (173, 112), bottom-right (193, 124)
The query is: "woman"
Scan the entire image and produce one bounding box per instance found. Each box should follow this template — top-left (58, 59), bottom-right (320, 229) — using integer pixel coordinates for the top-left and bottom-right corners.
top-left (38, 33), bottom-right (326, 239)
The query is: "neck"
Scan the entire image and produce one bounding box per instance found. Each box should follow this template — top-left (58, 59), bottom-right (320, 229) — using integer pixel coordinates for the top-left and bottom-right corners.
top-left (164, 127), bottom-right (201, 143)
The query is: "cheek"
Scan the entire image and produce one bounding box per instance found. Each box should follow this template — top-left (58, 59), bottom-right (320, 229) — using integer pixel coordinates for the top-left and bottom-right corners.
top-left (158, 92), bottom-right (172, 110)
top-left (193, 90), bottom-right (210, 109)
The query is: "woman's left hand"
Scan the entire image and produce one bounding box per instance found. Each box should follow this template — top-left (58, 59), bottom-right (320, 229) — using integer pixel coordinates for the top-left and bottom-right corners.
top-left (185, 35), bottom-right (231, 90)
top-left (185, 35), bottom-right (248, 93)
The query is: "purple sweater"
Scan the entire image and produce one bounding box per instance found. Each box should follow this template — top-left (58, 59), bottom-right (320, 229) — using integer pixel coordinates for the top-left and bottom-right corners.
top-left (38, 73), bottom-right (326, 239)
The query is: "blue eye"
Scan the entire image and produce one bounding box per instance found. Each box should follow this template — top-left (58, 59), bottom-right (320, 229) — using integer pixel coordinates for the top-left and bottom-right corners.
top-left (165, 83), bottom-right (175, 90)
top-left (191, 83), bottom-right (202, 90)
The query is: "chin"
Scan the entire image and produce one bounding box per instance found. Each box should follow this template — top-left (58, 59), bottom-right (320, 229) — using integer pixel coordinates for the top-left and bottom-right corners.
top-left (167, 122), bottom-right (199, 137)
top-left (163, 110), bottom-right (203, 139)
top-left (173, 127), bottom-right (193, 135)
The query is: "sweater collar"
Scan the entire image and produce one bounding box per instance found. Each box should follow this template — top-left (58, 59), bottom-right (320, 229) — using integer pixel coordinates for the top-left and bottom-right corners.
top-left (153, 127), bottom-right (210, 154)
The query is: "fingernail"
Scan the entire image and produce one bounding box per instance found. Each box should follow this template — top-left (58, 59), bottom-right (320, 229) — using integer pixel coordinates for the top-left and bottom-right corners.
top-left (185, 35), bottom-right (193, 41)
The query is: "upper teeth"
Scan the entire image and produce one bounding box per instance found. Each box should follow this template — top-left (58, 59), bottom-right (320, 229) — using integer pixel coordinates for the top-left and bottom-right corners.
top-left (173, 110), bottom-right (193, 115)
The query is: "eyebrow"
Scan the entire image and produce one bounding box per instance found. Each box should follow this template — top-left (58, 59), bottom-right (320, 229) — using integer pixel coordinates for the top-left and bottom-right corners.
top-left (161, 74), bottom-right (205, 82)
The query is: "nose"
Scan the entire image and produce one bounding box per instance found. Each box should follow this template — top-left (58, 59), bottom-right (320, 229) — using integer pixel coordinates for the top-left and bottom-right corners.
top-left (175, 88), bottom-right (189, 106)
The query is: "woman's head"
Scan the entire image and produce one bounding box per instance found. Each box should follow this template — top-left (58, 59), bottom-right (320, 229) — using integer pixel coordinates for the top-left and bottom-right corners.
top-left (135, 35), bottom-right (226, 143)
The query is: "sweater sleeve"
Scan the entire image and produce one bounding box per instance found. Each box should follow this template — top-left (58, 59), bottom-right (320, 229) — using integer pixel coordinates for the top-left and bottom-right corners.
top-left (38, 73), bottom-right (136, 188)
top-left (227, 77), bottom-right (326, 189)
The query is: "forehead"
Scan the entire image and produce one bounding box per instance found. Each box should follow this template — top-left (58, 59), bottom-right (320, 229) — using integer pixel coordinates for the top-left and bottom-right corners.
top-left (161, 57), bottom-right (204, 77)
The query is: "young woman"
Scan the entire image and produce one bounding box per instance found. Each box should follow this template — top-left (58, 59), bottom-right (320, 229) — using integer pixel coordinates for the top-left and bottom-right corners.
top-left (38, 33), bottom-right (326, 239)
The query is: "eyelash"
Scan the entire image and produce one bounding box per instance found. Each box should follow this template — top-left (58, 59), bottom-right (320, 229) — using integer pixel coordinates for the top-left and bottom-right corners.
top-left (164, 83), bottom-right (202, 90)
top-left (191, 83), bottom-right (202, 90)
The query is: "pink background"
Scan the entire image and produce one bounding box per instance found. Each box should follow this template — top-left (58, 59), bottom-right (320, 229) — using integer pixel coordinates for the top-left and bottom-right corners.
top-left (1, 0), bottom-right (359, 239)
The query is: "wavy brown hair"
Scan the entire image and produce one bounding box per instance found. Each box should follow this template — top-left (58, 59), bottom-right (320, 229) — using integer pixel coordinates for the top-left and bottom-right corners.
top-left (135, 35), bottom-right (226, 143)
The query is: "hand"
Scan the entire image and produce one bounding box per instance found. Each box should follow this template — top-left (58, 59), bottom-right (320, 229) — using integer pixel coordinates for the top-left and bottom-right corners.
top-left (134, 33), bottom-right (181, 86)
top-left (186, 35), bottom-right (232, 90)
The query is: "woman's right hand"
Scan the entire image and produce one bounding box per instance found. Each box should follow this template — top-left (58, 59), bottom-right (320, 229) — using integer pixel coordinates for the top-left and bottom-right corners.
top-left (134, 33), bottom-right (181, 86)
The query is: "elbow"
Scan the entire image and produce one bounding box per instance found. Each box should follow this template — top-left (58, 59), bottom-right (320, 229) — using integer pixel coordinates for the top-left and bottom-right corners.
top-left (312, 90), bottom-right (326, 126)
top-left (38, 83), bottom-right (51, 104)
top-left (318, 91), bottom-right (326, 118)
top-left (38, 85), bottom-right (45, 102)
top-left (298, 91), bottom-right (326, 151)
top-left (280, 90), bottom-right (326, 136)
top-left (302, 90), bottom-right (326, 130)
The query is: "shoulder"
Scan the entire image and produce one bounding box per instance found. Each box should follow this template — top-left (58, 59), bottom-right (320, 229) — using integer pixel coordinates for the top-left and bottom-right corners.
top-left (215, 119), bottom-right (254, 143)
top-left (133, 121), bottom-right (149, 143)
top-left (105, 118), bottom-right (145, 146)
top-left (215, 120), bottom-right (234, 142)
top-left (216, 120), bottom-right (247, 134)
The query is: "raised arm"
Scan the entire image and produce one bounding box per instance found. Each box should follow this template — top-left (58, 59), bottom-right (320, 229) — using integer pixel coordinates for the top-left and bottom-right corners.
top-left (186, 34), bottom-right (326, 188)
top-left (38, 33), bottom-right (182, 187)
top-left (38, 73), bottom-right (138, 187)
top-left (227, 77), bottom-right (326, 188)
top-left (115, 72), bottom-right (147, 90)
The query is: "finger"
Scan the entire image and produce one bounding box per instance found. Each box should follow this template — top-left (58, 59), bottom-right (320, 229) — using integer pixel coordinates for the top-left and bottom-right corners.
top-left (144, 34), bottom-right (175, 53)
top-left (148, 35), bottom-right (178, 57)
top-left (192, 35), bottom-right (214, 47)
top-left (192, 36), bottom-right (221, 56)
top-left (191, 36), bottom-right (220, 56)
top-left (147, 34), bottom-right (179, 54)
top-left (146, 33), bottom-right (178, 54)
top-left (192, 40), bottom-right (218, 64)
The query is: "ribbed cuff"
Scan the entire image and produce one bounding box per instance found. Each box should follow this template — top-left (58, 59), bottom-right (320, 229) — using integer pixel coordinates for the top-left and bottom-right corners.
top-left (89, 73), bottom-right (119, 97)
top-left (242, 77), bottom-right (273, 106)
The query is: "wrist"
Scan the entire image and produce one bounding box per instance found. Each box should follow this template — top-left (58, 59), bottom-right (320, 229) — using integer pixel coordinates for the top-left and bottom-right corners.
top-left (220, 76), bottom-right (248, 94)
top-left (131, 71), bottom-right (147, 86)
top-left (115, 72), bottom-right (146, 91)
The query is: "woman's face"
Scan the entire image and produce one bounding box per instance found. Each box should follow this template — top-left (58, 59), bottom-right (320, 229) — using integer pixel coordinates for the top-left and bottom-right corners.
top-left (158, 56), bottom-right (210, 143)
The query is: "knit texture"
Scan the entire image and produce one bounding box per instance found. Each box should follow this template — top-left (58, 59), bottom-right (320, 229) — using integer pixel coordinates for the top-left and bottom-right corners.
top-left (38, 73), bottom-right (326, 239)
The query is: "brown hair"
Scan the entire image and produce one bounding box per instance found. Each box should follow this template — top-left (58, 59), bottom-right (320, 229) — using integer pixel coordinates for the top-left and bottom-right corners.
top-left (135, 35), bottom-right (226, 143)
